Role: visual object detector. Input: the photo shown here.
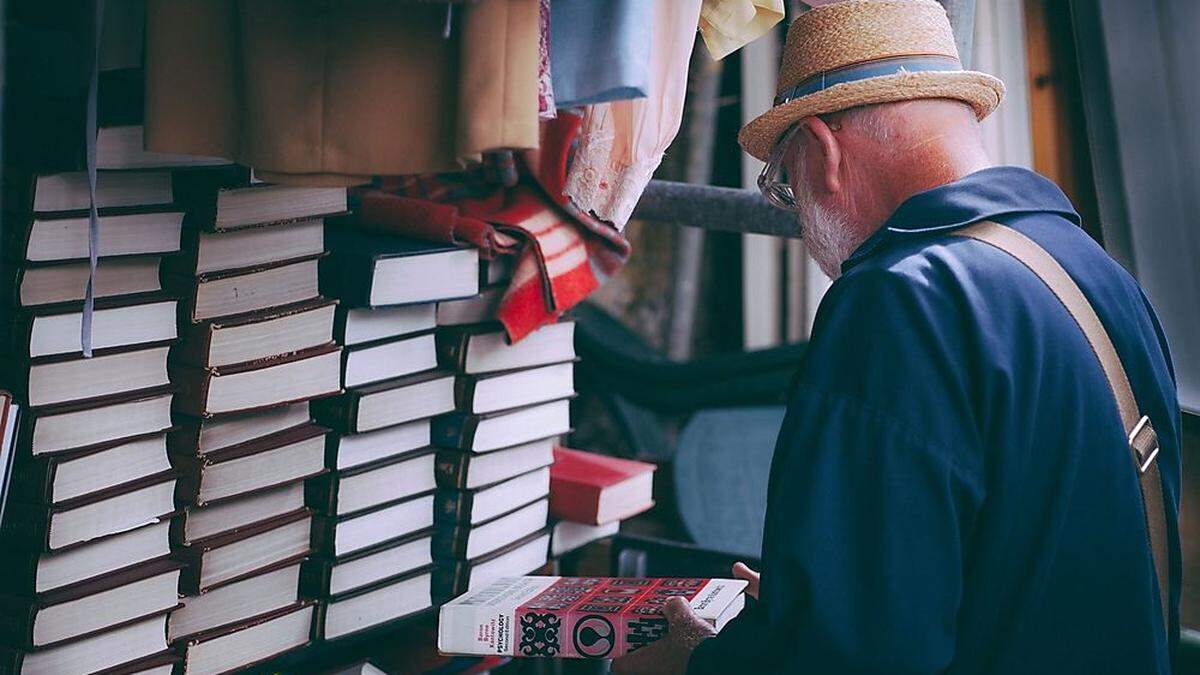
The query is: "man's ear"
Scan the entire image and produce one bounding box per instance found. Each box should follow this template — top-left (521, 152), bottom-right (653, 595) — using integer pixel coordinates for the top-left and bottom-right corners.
top-left (801, 116), bottom-right (841, 194)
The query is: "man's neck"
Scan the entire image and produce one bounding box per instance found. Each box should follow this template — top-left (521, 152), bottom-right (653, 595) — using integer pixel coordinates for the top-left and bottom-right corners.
top-left (862, 141), bottom-right (993, 235)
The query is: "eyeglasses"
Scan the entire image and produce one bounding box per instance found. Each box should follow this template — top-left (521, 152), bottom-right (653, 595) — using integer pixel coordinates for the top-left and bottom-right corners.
top-left (757, 124), bottom-right (801, 211)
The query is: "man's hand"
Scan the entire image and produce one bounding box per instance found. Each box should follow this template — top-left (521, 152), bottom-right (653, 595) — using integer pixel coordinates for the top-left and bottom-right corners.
top-left (732, 562), bottom-right (760, 600)
top-left (610, 597), bottom-right (716, 675)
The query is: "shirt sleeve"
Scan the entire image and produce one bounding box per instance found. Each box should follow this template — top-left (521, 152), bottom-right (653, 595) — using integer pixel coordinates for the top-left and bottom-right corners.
top-left (689, 266), bottom-right (987, 674)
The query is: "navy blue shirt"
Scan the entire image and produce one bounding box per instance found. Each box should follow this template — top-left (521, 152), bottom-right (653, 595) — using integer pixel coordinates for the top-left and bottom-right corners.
top-left (689, 167), bottom-right (1180, 674)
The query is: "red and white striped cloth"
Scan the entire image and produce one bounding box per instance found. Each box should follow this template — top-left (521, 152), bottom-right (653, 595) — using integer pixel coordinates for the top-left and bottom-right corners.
top-left (352, 111), bottom-right (630, 342)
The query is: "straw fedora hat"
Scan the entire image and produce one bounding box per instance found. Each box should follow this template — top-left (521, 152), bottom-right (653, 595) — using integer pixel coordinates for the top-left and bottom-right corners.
top-left (739, 0), bottom-right (1005, 161)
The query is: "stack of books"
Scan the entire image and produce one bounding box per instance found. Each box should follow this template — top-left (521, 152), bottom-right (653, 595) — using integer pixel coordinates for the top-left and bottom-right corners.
top-left (547, 448), bottom-right (657, 557)
top-left (165, 167), bottom-right (348, 674)
top-left (429, 312), bottom-right (578, 603)
top-left (308, 228), bottom-right (479, 641)
top-left (0, 165), bottom-right (188, 673)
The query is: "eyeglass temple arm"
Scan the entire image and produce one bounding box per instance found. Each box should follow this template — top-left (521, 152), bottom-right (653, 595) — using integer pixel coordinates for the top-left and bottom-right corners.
top-left (632, 180), bottom-right (802, 238)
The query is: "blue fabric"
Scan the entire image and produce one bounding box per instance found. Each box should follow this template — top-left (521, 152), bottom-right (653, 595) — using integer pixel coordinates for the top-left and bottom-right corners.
top-left (775, 55), bottom-right (962, 105)
top-left (674, 407), bottom-right (786, 557)
top-left (689, 167), bottom-right (1181, 674)
top-left (549, 0), bottom-right (651, 107)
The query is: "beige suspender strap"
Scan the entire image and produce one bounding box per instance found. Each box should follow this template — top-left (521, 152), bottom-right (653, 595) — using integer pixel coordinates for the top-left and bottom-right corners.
top-left (956, 221), bottom-right (1170, 631)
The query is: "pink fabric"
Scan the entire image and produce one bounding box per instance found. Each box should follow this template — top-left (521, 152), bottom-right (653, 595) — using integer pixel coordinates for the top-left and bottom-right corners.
top-left (537, 0), bottom-right (557, 119)
top-left (563, 0), bottom-right (704, 229)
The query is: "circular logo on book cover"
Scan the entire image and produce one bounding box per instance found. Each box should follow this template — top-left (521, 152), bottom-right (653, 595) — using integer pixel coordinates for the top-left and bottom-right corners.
top-left (572, 614), bottom-right (615, 658)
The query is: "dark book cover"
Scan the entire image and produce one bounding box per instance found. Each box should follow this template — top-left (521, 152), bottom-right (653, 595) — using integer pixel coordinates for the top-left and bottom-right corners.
top-left (172, 423), bottom-right (330, 507)
top-left (320, 228), bottom-right (464, 308)
top-left (175, 508), bottom-right (313, 595)
top-left (0, 469), bottom-right (179, 553)
top-left (431, 529), bottom-right (551, 604)
top-left (299, 530), bottom-right (434, 600)
top-left (164, 252), bottom-right (326, 324)
top-left (0, 557), bottom-right (184, 650)
top-left (304, 447), bottom-right (434, 517)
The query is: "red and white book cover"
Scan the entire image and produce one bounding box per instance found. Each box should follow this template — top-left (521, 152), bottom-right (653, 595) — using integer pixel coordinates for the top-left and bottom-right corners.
top-left (438, 576), bottom-right (747, 659)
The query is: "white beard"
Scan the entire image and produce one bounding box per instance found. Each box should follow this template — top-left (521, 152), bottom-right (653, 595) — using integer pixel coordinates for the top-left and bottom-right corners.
top-left (796, 191), bottom-right (860, 281)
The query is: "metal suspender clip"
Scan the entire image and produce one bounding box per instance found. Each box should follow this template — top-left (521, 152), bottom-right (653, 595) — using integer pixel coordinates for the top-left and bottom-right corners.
top-left (1129, 415), bottom-right (1160, 474)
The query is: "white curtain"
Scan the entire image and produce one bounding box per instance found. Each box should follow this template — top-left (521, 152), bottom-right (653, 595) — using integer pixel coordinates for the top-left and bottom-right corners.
top-left (1073, 0), bottom-right (1200, 413)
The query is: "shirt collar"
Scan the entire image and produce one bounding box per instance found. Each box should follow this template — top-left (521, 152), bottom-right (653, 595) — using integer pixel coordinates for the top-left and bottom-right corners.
top-left (842, 166), bottom-right (1082, 272)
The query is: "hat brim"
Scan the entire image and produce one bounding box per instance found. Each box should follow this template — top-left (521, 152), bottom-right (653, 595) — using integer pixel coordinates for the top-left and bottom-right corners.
top-left (738, 70), bottom-right (1005, 161)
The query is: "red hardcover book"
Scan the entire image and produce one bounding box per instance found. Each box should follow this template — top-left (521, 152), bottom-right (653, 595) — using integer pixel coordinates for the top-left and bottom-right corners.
top-left (548, 448), bottom-right (655, 526)
top-left (438, 576), bottom-right (747, 659)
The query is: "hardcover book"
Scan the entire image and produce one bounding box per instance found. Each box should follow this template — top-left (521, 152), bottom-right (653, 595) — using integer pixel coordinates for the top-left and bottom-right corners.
top-left (0, 471), bottom-right (178, 552)
top-left (174, 482), bottom-right (306, 546)
top-left (171, 423), bottom-right (329, 506)
top-left (173, 165), bottom-right (347, 231)
top-left (432, 400), bottom-right (571, 454)
top-left (436, 467), bottom-right (551, 526)
top-left (7, 209), bottom-right (184, 263)
top-left (0, 557), bottom-right (183, 649)
top-left (312, 369), bottom-right (455, 434)
top-left (8, 255), bottom-right (163, 307)
top-left (168, 561), bottom-right (302, 643)
top-left (172, 218), bottom-right (326, 275)
top-left (436, 321), bottom-right (575, 374)
top-left (16, 386), bottom-right (174, 457)
top-left (7, 342), bottom-right (171, 408)
top-left (341, 332), bottom-right (437, 389)
top-left (305, 448), bottom-right (435, 517)
top-left (432, 530), bottom-right (550, 603)
top-left (335, 303), bottom-right (436, 347)
top-left (171, 401), bottom-right (311, 457)
top-left (435, 438), bottom-right (556, 490)
top-left (455, 361), bottom-right (576, 415)
top-left (170, 255), bottom-right (323, 322)
top-left (316, 568), bottom-right (433, 641)
top-left (2, 169), bottom-right (173, 214)
top-left (549, 449), bottom-right (656, 526)
top-left (9, 294), bottom-right (177, 359)
top-left (323, 418), bottom-right (429, 472)
top-left (311, 493), bottom-right (435, 559)
top-left (438, 576), bottom-right (747, 659)
top-left (175, 509), bottom-right (312, 594)
top-left (0, 522), bottom-right (172, 596)
top-left (172, 298), bottom-right (337, 369)
top-left (435, 284), bottom-right (504, 327)
top-left (0, 611), bottom-right (170, 675)
top-left (301, 528), bottom-right (433, 599)
top-left (322, 229), bottom-right (479, 308)
top-left (176, 602), bottom-right (314, 675)
top-left (432, 499), bottom-right (549, 561)
top-left (170, 343), bottom-right (342, 417)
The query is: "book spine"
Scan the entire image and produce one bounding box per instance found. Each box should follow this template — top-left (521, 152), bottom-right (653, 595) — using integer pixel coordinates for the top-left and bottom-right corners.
top-left (432, 560), bottom-right (468, 605)
top-left (430, 413), bottom-right (476, 451)
top-left (0, 593), bottom-right (36, 649)
top-left (431, 520), bottom-right (469, 560)
top-left (304, 473), bottom-right (339, 516)
top-left (6, 453), bottom-right (56, 505)
top-left (166, 362), bottom-right (212, 418)
top-left (434, 450), bottom-right (469, 490)
top-left (434, 488), bottom-right (473, 525)
top-left (434, 333), bottom-right (469, 372)
top-left (0, 550), bottom-right (40, 595)
top-left (311, 393), bottom-right (357, 435)
top-left (169, 319), bottom-right (214, 368)
top-left (309, 515), bottom-right (335, 558)
top-left (547, 482), bottom-right (604, 526)
top-left (453, 376), bottom-right (476, 412)
top-left (0, 501), bottom-right (51, 551)
top-left (0, 211), bottom-right (34, 263)
top-left (317, 255), bottom-right (373, 308)
top-left (298, 558), bottom-right (332, 599)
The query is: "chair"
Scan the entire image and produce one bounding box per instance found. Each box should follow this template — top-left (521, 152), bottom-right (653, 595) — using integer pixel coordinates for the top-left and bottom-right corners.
top-left (572, 301), bottom-right (805, 560)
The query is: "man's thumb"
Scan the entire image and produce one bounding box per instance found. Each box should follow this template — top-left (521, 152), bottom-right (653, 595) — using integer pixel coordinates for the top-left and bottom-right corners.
top-left (662, 596), bottom-right (693, 624)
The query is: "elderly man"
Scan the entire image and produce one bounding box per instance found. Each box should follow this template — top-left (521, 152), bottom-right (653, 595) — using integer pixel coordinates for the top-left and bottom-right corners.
top-left (613, 1), bottom-right (1180, 673)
